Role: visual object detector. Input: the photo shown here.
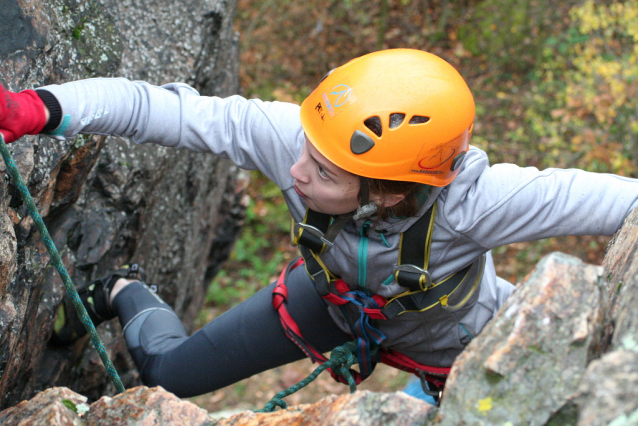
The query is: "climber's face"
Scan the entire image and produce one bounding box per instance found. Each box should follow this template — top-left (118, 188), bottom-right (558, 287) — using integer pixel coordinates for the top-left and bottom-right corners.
top-left (290, 138), bottom-right (361, 215)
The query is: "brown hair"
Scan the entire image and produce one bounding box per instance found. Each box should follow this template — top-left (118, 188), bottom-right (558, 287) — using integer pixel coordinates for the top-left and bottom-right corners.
top-left (364, 179), bottom-right (423, 221)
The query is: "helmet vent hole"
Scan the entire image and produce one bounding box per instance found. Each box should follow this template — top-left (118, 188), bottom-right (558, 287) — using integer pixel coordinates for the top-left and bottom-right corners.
top-left (389, 113), bottom-right (406, 129)
top-left (409, 115), bottom-right (430, 125)
top-left (364, 116), bottom-right (383, 137)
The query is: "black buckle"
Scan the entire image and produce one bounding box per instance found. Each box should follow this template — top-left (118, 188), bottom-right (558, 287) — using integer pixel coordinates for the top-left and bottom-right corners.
top-left (393, 264), bottom-right (433, 291)
top-left (293, 222), bottom-right (334, 248)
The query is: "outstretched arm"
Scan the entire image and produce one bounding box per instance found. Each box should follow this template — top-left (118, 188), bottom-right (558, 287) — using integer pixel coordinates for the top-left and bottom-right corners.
top-left (1, 78), bottom-right (304, 191)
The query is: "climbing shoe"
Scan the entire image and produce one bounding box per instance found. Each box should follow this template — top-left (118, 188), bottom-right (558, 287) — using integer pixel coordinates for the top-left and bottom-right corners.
top-left (50, 264), bottom-right (146, 345)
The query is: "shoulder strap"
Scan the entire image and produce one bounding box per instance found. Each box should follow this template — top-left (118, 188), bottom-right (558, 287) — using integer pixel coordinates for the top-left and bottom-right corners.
top-left (291, 208), bottom-right (340, 296)
top-left (292, 204), bottom-right (440, 295)
top-left (394, 203), bottom-right (437, 292)
top-left (383, 202), bottom-right (486, 318)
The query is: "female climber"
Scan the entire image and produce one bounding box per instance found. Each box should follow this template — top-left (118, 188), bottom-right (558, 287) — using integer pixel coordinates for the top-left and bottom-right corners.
top-left (2, 49), bottom-right (637, 402)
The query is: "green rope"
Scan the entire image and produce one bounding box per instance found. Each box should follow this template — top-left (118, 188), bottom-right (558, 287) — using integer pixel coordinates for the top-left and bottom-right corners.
top-left (257, 341), bottom-right (360, 413)
top-left (0, 135), bottom-right (125, 393)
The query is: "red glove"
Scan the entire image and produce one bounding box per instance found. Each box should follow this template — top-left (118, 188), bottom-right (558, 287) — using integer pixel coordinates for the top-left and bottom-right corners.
top-left (0, 85), bottom-right (48, 143)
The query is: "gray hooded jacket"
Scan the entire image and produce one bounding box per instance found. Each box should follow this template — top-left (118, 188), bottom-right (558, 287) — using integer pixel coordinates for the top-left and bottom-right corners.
top-left (41, 78), bottom-right (638, 367)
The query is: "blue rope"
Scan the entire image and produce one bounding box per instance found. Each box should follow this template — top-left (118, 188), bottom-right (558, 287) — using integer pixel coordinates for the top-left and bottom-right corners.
top-left (337, 290), bottom-right (385, 376)
top-left (257, 341), bottom-right (360, 413)
top-left (0, 135), bottom-right (125, 393)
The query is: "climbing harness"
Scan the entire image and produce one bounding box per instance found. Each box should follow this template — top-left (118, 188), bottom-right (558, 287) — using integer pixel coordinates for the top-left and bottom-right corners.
top-left (292, 202), bottom-right (485, 319)
top-left (273, 257), bottom-right (384, 385)
top-left (275, 202), bottom-right (485, 405)
top-left (0, 135), bottom-right (125, 393)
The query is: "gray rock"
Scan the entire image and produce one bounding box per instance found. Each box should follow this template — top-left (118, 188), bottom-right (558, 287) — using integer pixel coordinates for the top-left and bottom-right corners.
top-left (437, 252), bottom-right (605, 426)
top-left (570, 350), bottom-right (638, 426)
top-left (86, 386), bottom-right (214, 426)
top-left (0, 386), bottom-right (88, 425)
top-left (0, 0), bottom-right (242, 409)
top-left (215, 390), bottom-right (435, 426)
top-left (603, 208), bottom-right (638, 355)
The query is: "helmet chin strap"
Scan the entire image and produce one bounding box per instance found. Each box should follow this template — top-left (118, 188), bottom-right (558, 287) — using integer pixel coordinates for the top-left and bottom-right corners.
top-left (353, 177), bottom-right (378, 220)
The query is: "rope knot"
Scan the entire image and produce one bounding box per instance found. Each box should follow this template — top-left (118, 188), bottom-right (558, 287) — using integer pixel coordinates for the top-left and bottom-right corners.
top-left (257, 341), bottom-right (362, 412)
top-left (329, 342), bottom-right (358, 391)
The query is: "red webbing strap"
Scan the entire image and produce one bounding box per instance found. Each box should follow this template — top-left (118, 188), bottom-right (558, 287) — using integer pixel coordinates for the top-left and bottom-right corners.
top-left (323, 280), bottom-right (388, 319)
top-left (272, 258), bottom-right (365, 385)
top-left (272, 259), bottom-right (305, 337)
top-left (380, 349), bottom-right (450, 388)
top-left (321, 279), bottom-right (349, 306)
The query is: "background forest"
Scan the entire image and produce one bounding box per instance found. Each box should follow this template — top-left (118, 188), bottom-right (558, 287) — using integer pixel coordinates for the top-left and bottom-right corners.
top-left (190, 0), bottom-right (638, 413)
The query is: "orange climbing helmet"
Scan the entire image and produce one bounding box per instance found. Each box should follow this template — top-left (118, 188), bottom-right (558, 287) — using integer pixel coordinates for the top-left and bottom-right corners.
top-left (300, 49), bottom-right (475, 187)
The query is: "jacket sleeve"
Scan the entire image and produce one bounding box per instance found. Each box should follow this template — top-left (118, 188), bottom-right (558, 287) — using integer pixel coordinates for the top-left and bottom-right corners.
top-left (40, 77), bottom-right (303, 188)
top-left (442, 148), bottom-right (638, 249)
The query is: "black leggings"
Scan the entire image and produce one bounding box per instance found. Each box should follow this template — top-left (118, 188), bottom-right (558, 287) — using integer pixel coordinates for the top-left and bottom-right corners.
top-left (112, 265), bottom-right (351, 398)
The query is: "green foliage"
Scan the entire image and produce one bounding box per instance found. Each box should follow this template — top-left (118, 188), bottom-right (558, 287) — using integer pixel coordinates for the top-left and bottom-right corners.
top-left (205, 171), bottom-right (292, 309)
top-left (458, 0), bottom-right (581, 74)
top-left (61, 399), bottom-right (77, 412)
top-left (72, 22), bottom-right (85, 40)
top-left (61, 399), bottom-right (89, 415)
top-left (516, 0), bottom-right (638, 174)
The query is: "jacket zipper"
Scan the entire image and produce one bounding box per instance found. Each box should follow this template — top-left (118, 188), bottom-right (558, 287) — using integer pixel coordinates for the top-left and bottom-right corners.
top-left (358, 220), bottom-right (371, 293)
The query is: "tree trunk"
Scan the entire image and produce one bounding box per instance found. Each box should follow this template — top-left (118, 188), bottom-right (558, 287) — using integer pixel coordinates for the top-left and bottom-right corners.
top-left (0, 0), bottom-right (242, 408)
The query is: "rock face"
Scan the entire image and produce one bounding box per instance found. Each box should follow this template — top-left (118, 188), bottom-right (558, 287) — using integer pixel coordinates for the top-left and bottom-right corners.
top-left (85, 386), bottom-right (213, 426)
top-left (433, 209), bottom-right (638, 426)
top-left (216, 391), bottom-right (434, 426)
top-left (0, 386), bottom-right (434, 426)
top-left (3, 208), bottom-right (638, 425)
top-left (0, 387), bottom-right (88, 426)
top-left (0, 386), bottom-right (213, 426)
top-left (0, 0), bottom-right (242, 409)
top-left (437, 253), bottom-right (605, 425)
